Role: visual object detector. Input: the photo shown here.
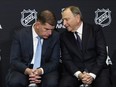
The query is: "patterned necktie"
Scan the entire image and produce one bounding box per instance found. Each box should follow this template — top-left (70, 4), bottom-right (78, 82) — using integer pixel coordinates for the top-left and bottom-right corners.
top-left (75, 32), bottom-right (82, 49)
top-left (33, 36), bottom-right (42, 69)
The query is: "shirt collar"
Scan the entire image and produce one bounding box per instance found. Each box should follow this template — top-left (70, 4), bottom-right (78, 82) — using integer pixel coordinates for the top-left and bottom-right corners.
top-left (76, 22), bottom-right (83, 35)
top-left (32, 23), bottom-right (38, 38)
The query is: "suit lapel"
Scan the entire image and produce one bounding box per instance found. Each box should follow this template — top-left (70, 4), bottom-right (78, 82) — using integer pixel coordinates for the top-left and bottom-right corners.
top-left (67, 32), bottom-right (77, 48)
top-left (42, 37), bottom-right (52, 57)
top-left (82, 23), bottom-right (90, 52)
top-left (66, 32), bottom-right (83, 58)
top-left (25, 28), bottom-right (33, 59)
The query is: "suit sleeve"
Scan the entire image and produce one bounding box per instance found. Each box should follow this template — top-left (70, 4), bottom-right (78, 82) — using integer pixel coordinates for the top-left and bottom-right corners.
top-left (90, 25), bottom-right (107, 75)
top-left (10, 30), bottom-right (28, 73)
top-left (60, 33), bottom-right (80, 75)
top-left (41, 32), bottom-right (60, 74)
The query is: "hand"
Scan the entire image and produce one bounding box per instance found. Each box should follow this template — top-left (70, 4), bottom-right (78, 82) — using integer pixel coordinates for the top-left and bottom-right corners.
top-left (24, 68), bottom-right (33, 75)
top-left (82, 72), bottom-right (94, 85)
top-left (29, 70), bottom-right (41, 84)
top-left (78, 72), bottom-right (84, 80)
top-left (34, 68), bottom-right (42, 76)
top-left (29, 75), bottom-right (41, 84)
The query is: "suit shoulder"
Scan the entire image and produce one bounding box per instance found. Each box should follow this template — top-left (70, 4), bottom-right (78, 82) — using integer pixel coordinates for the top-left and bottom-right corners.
top-left (12, 27), bottom-right (32, 40)
top-left (92, 24), bottom-right (102, 32)
top-left (14, 27), bottom-right (31, 34)
top-left (60, 29), bottom-right (69, 37)
top-left (52, 30), bottom-right (60, 37)
top-left (85, 23), bottom-right (102, 31)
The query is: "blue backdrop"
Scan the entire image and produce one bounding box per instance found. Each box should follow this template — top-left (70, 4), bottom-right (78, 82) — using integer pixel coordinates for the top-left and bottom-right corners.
top-left (0, 0), bottom-right (115, 87)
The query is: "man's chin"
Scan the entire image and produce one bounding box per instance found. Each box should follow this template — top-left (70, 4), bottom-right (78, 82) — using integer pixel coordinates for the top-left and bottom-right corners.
top-left (43, 36), bottom-right (49, 39)
top-left (67, 28), bottom-right (72, 32)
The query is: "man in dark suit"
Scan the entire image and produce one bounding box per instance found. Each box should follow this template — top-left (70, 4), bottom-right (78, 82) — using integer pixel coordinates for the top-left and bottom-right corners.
top-left (59, 6), bottom-right (111, 87)
top-left (6, 10), bottom-right (60, 87)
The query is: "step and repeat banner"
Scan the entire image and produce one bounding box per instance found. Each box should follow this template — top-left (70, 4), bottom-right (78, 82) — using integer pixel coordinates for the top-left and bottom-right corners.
top-left (0, 0), bottom-right (116, 87)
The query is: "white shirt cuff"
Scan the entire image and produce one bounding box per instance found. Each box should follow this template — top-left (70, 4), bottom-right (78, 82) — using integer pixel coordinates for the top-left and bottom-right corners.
top-left (89, 73), bottom-right (96, 79)
top-left (39, 68), bottom-right (44, 74)
top-left (74, 71), bottom-right (81, 78)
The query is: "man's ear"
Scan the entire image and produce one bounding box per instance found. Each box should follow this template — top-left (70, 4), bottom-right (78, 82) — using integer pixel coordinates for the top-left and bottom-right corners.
top-left (76, 14), bottom-right (81, 23)
top-left (35, 21), bottom-right (41, 29)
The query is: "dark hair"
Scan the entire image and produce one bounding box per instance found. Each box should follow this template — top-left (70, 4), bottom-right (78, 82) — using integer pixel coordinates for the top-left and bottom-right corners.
top-left (37, 10), bottom-right (56, 26)
top-left (62, 6), bottom-right (83, 21)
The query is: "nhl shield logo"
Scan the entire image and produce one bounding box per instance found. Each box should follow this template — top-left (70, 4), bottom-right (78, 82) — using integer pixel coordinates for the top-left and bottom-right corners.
top-left (21, 9), bottom-right (37, 27)
top-left (94, 9), bottom-right (111, 27)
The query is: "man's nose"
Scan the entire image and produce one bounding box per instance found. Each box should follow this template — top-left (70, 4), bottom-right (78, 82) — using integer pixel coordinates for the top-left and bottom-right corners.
top-left (63, 20), bottom-right (67, 26)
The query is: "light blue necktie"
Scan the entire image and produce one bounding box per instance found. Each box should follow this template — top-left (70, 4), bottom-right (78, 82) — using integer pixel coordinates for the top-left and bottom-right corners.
top-left (33, 36), bottom-right (42, 69)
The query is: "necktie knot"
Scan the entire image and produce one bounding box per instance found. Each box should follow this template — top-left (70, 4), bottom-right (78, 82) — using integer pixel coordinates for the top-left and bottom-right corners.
top-left (36, 35), bottom-right (41, 40)
top-left (74, 32), bottom-right (81, 41)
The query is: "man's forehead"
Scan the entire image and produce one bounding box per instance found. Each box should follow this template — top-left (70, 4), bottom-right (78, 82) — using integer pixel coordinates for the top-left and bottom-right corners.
top-left (44, 23), bottom-right (55, 29)
top-left (62, 10), bottom-right (73, 19)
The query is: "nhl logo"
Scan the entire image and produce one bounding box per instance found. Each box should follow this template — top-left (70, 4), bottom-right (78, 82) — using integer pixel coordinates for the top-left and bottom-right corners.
top-left (56, 19), bottom-right (65, 29)
top-left (21, 9), bottom-right (37, 27)
top-left (94, 9), bottom-right (111, 27)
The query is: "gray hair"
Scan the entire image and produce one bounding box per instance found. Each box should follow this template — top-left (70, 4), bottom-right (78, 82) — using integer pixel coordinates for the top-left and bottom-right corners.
top-left (62, 6), bottom-right (83, 21)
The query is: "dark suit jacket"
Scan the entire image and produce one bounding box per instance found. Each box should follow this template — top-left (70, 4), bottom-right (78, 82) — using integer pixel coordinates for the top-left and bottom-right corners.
top-left (10, 27), bottom-right (60, 74)
top-left (60, 22), bottom-right (107, 76)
